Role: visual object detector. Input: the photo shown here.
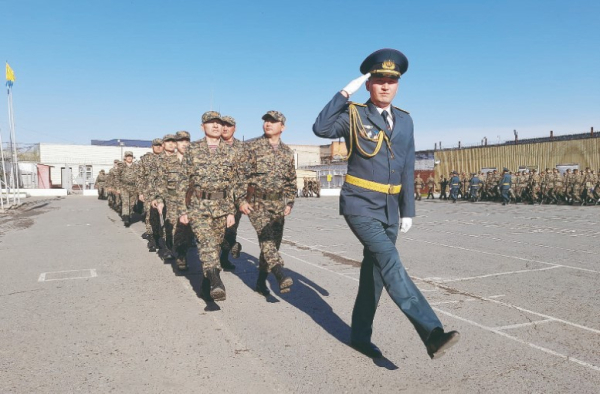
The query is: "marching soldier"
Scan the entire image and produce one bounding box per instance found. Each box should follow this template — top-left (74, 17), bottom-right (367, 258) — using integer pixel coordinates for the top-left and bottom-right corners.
top-left (237, 111), bottom-right (296, 297)
top-left (176, 112), bottom-right (237, 301)
top-left (114, 151), bottom-right (139, 227)
top-left (219, 115), bottom-right (243, 270)
top-left (449, 171), bottom-right (460, 202)
top-left (106, 160), bottom-right (120, 212)
top-left (137, 138), bottom-right (164, 252)
top-left (468, 172), bottom-right (481, 202)
top-left (414, 173), bottom-right (424, 201)
top-left (152, 132), bottom-right (194, 270)
top-left (439, 176), bottom-right (448, 200)
top-left (500, 168), bottom-right (511, 205)
top-left (426, 174), bottom-right (436, 199)
top-left (95, 170), bottom-right (106, 200)
top-left (571, 169), bottom-right (584, 204)
top-left (312, 48), bottom-right (459, 360)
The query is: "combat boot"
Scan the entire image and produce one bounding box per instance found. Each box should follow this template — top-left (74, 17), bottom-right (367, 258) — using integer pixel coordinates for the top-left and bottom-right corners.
top-left (220, 250), bottom-right (236, 271)
top-left (207, 268), bottom-right (226, 301)
top-left (142, 232), bottom-right (150, 240)
top-left (230, 242), bottom-right (242, 259)
top-left (147, 237), bottom-right (157, 252)
top-left (255, 271), bottom-right (270, 297)
top-left (176, 256), bottom-right (188, 271)
top-left (122, 215), bottom-right (130, 227)
top-left (271, 264), bottom-right (293, 293)
top-left (201, 276), bottom-right (213, 301)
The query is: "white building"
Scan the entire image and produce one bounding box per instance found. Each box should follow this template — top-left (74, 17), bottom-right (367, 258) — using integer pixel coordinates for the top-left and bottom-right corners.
top-left (39, 143), bottom-right (152, 187)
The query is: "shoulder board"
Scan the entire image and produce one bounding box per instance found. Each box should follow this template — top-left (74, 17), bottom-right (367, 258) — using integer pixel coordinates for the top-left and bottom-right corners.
top-left (393, 106), bottom-right (410, 114)
top-left (349, 102), bottom-right (367, 107)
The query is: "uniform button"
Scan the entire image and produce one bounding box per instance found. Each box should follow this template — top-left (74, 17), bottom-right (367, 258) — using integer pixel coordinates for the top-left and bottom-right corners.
top-left (391, 170), bottom-right (395, 173)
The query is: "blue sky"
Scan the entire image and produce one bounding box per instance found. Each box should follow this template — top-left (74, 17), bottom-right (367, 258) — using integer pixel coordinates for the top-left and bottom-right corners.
top-left (1, 0), bottom-right (599, 150)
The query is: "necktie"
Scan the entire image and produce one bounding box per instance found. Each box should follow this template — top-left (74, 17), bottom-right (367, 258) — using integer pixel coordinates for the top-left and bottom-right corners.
top-left (381, 110), bottom-right (391, 131)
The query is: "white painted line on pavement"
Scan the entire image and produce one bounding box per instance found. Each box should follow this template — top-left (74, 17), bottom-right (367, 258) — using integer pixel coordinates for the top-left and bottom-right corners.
top-left (433, 308), bottom-right (600, 372)
top-left (494, 319), bottom-right (556, 331)
top-left (38, 269), bottom-right (97, 282)
top-left (420, 228), bottom-right (597, 255)
top-left (244, 234), bottom-right (600, 372)
top-left (405, 238), bottom-right (600, 275)
top-left (436, 265), bottom-right (563, 283)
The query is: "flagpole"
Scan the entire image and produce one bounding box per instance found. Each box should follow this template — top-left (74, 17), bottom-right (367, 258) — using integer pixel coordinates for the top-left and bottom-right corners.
top-left (0, 126), bottom-right (8, 211)
top-left (7, 80), bottom-right (20, 205)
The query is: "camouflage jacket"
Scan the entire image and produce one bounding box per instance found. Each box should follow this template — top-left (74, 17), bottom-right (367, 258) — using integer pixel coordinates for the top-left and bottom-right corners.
top-left (95, 173), bottom-right (106, 184)
top-left (136, 152), bottom-right (161, 197)
top-left (235, 135), bottom-right (296, 208)
top-left (153, 152), bottom-right (188, 204)
top-left (115, 162), bottom-right (138, 191)
top-left (177, 138), bottom-right (237, 218)
top-left (105, 168), bottom-right (116, 189)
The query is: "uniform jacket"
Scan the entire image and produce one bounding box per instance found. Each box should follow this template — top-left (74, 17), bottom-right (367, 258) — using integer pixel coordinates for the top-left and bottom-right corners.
top-left (178, 138), bottom-right (237, 219)
top-left (500, 173), bottom-right (512, 189)
top-left (115, 162), bottom-right (138, 192)
top-left (450, 176), bottom-right (461, 188)
top-left (312, 92), bottom-right (415, 224)
top-left (235, 135), bottom-right (297, 208)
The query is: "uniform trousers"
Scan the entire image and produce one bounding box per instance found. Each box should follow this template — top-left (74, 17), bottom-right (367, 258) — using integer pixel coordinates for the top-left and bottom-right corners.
top-left (450, 186), bottom-right (459, 201)
top-left (221, 210), bottom-right (242, 254)
top-left (190, 214), bottom-right (227, 276)
top-left (120, 188), bottom-right (137, 217)
top-left (501, 187), bottom-right (510, 204)
top-left (165, 198), bottom-right (193, 256)
top-left (248, 199), bottom-right (286, 272)
top-left (345, 215), bottom-right (443, 345)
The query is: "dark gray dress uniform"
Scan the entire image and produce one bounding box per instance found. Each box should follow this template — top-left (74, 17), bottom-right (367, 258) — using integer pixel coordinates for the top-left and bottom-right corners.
top-left (313, 49), bottom-right (451, 359)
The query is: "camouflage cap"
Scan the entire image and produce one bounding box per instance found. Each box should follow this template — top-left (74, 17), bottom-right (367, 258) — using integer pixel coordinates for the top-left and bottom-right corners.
top-left (262, 110), bottom-right (286, 124)
top-left (222, 115), bottom-right (236, 126)
top-left (124, 151), bottom-right (134, 157)
top-left (113, 159), bottom-right (120, 163)
top-left (152, 138), bottom-right (163, 146)
top-left (202, 111), bottom-right (222, 123)
top-left (175, 130), bottom-right (191, 140)
top-left (163, 134), bottom-right (177, 141)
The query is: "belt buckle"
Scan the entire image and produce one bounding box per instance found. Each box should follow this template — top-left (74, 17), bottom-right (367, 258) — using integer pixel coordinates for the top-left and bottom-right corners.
top-left (388, 184), bottom-right (394, 194)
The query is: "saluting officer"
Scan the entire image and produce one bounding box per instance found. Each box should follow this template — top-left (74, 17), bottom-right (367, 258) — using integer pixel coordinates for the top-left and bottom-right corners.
top-left (312, 48), bottom-right (459, 360)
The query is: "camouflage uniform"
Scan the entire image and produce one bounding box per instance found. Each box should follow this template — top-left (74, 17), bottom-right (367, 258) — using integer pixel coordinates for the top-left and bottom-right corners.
top-left (553, 170), bottom-right (564, 203)
top-left (235, 134), bottom-right (296, 274)
top-left (106, 161), bottom-right (121, 213)
top-left (570, 170), bottom-right (584, 203)
top-left (414, 175), bottom-right (424, 201)
top-left (96, 170), bottom-right (106, 199)
top-left (154, 133), bottom-right (194, 264)
top-left (426, 175), bottom-right (436, 199)
top-left (221, 136), bottom-right (245, 263)
top-left (115, 152), bottom-right (139, 225)
top-left (177, 137), bottom-right (237, 277)
top-left (136, 140), bottom-right (163, 248)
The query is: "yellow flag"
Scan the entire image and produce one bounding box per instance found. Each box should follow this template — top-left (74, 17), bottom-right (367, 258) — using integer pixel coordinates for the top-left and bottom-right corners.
top-left (6, 62), bottom-right (15, 83)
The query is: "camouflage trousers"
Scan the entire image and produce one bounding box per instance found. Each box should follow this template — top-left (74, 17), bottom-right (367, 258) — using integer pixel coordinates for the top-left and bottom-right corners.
top-left (108, 191), bottom-right (122, 213)
top-left (248, 199), bottom-right (286, 272)
top-left (221, 210), bottom-right (242, 254)
top-left (144, 200), bottom-right (162, 236)
top-left (165, 199), bottom-right (193, 256)
top-left (120, 188), bottom-right (138, 217)
top-left (97, 185), bottom-right (105, 199)
top-left (190, 214), bottom-right (227, 276)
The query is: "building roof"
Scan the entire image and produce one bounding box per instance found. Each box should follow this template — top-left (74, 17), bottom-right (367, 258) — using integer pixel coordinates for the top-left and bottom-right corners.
top-left (91, 139), bottom-right (152, 148)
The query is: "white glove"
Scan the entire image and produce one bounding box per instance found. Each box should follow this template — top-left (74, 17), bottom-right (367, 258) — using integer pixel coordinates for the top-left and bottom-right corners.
top-left (342, 73), bottom-right (371, 96)
top-left (400, 217), bottom-right (413, 233)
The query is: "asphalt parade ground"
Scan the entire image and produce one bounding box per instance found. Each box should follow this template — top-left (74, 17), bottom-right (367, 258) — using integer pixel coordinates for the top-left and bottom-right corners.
top-left (1, 196), bottom-right (599, 393)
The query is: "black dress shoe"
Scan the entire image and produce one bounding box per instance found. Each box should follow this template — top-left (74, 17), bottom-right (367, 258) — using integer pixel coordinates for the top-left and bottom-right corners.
top-left (350, 341), bottom-right (383, 359)
top-left (426, 329), bottom-right (460, 359)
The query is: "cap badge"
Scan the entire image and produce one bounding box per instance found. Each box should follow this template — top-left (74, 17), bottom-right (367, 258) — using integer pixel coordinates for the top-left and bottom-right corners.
top-left (382, 60), bottom-right (395, 70)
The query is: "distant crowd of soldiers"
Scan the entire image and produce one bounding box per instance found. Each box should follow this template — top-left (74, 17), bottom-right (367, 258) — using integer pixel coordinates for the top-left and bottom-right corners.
top-left (414, 168), bottom-right (600, 206)
top-left (95, 111), bottom-right (297, 303)
top-left (301, 177), bottom-right (321, 197)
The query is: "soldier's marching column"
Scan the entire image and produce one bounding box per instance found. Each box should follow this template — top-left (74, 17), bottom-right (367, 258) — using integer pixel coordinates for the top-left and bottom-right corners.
top-left (100, 110), bottom-right (297, 302)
